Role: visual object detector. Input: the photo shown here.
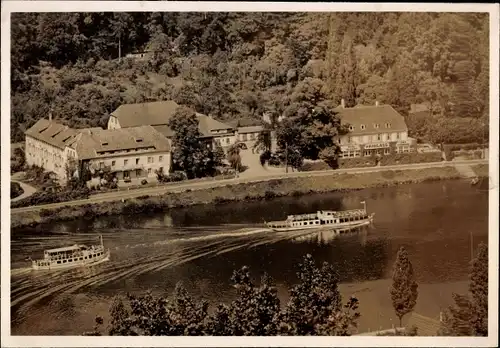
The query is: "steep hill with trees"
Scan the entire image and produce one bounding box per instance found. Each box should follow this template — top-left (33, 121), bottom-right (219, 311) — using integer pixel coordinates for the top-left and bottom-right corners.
top-left (11, 12), bottom-right (489, 145)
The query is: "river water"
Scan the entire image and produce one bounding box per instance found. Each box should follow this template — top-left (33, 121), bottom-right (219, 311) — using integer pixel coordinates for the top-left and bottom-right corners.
top-left (11, 180), bottom-right (489, 335)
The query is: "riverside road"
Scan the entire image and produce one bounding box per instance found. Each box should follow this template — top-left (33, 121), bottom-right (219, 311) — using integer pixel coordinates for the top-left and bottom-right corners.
top-left (11, 159), bottom-right (487, 214)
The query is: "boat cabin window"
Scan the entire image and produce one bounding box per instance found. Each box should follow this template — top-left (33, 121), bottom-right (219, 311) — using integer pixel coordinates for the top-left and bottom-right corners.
top-left (63, 260), bottom-right (67, 263)
top-left (57, 261), bottom-right (61, 264)
top-left (89, 255), bottom-right (93, 258)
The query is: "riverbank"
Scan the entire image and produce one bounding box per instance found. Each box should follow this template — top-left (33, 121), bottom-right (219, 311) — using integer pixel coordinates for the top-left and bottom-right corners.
top-left (11, 165), bottom-right (480, 229)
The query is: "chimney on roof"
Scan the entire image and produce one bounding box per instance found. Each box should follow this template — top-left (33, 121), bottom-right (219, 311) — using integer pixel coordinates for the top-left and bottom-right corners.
top-left (375, 100), bottom-right (379, 107)
top-left (341, 99), bottom-right (345, 108)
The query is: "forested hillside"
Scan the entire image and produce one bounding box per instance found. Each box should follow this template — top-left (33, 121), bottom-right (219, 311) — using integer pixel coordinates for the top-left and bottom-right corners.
top-left (11, 12), bottom-right (489, 144)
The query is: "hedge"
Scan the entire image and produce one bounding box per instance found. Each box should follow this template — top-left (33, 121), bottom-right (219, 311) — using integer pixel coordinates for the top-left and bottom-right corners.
top-left (11, 188), bottom-right (90, 208)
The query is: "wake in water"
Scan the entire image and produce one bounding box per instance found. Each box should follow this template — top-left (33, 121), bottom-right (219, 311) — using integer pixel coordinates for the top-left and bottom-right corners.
top-left (11, 224), bottom-right (328, 325)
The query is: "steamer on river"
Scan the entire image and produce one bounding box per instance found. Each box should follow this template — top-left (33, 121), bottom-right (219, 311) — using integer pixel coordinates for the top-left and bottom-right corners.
top-left (265, 201), bottom-right (374, 232)
top-left (30, 235), bottom-right (110, 271)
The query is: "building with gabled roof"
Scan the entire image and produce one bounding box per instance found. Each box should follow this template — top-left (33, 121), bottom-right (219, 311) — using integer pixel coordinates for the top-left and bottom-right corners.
top-left (107, 100), bottom-right (237, 148)
top-left (334, 100), bottom-right (415, 158)
top-left (25, 118), bottom-right (171, 184)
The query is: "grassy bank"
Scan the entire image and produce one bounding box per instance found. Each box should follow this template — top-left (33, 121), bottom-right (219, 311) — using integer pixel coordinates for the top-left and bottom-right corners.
top-left (472, 163), bottom-right (489, 177)
top-left (11, 166), bottom-right (464, 229)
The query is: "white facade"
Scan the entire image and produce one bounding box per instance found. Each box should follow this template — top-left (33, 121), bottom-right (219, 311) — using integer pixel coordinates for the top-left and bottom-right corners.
top-left (87, 150), bottom-right (171, 181)
top-left (25, 135), bottom-right (75, 183)
top-left (338, 131), bottom-right (412, 158)
top-left (107, 115), bottom-right (121, 130)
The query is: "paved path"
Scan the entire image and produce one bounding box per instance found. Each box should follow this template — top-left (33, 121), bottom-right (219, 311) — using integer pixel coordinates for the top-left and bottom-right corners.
top-left (10, 180), bottom-right (37, 203)
top-left (11, 159), bottom-right (487, 214)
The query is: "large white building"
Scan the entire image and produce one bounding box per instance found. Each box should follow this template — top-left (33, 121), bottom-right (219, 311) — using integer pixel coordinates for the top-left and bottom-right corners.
top-left (335, 102), bottom-right (415, 158)
top-left (25, 119), bottom-right (80, 183)
top-left (25, 119), bottom-right (171, 184)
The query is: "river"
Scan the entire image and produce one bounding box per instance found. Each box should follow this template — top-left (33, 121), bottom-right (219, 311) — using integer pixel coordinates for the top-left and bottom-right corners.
top-left (10, 180), bottom-right (489, 335)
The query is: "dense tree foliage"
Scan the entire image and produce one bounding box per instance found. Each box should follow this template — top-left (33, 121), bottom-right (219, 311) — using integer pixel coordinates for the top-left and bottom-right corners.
top-left (11, 12), bottom-right (489, 146)
top-left (439, 242), bottom-right (488, 336)
top-left (84, 254), bottom-right (360, 336)
top-left (390, 246), bottom-right (419, 328)
top-left (168, 106), bottom-right (222, 178)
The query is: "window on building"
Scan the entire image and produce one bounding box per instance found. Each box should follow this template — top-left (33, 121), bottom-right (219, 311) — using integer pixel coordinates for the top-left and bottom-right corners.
top-left (124, 170), bottom-right (130, 179)
top-left (243, 134), bottom-right (248, 141)
top-left (250, 133), bottom-right (255, 140)
top-left (148, 157), bottom-right (153, 163)
top-left (396, 133), bottom-right (400, 139)
top-left (124, 159), bottom-right (128, 166)
top-left (377, 134), bottom-right (381, 141)
top-left (136, 158), bottom-right (140, 165)
top-left (148, 168), bottom-right (152, 175)
top-left (99, 162), bottom-right (104, 169)
top-left (226, 138), bottom-right (230, 144)
top-left (159, 155), bottom-right (163, 162)
top-left (136, 169), bottom-right (141, 177)
top-left (159, 167), bottom-right (164, 173)
top-left (348, 137), bottom-right (352, 143)
top-left (384, 148), bottom-right (390, 155)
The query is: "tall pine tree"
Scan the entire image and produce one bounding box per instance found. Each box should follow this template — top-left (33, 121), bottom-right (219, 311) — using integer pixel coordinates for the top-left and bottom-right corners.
top-left (390, 246), bottom-right (419, 328)
top-left (335, 34), bottom-right (358, 107)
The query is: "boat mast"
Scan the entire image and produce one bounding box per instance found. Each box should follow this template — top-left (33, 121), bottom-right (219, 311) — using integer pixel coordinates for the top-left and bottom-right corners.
top-left (361, 201), bottom-right (366, 212)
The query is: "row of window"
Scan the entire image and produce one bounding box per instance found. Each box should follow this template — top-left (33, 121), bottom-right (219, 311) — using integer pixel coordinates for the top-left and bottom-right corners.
top-left (122, 167), bottom-right (164, 179)
top-left (339, 146), bottom-right (412, 158)
top-left (238, 133), bottom-right (257, 141)
top-left (55, 252), bottom-right (103, 264)
top-left (100, 155), bottom-right (165, 168)
top-left (349, 122), bottom-right (392, 131)
top-left (215, 137), bottom-right (232, 145)
top-left (343, 132), bottom-right (402, 144)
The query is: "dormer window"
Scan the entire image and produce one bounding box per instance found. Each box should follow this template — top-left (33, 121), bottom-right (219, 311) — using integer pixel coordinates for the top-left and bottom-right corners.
top-left (385, 123), bottom-right (391, 128)
top-left (349, 125), bottom-right (354, 131)
top-left (374, 123), bottom-right (380, 129)
top-left (135, 138), bottom-right (143, 143)
top-left (360, 124), bottom-right (366, 130)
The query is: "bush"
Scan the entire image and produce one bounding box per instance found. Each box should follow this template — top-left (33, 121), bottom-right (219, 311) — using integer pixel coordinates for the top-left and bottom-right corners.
top-left (339, 157), bottom-right (376, 168)
top-left (11, 181), bottom-right (24, 199)
top-left (11, 187), bottom-right (90, 208)
top-left (379, 152), bottom-right (443, 166)
top-left (300, 161), bottom-right (331, 172)
top-left (169, 171), bottom-right (188, 182)
top-left (11, 147), bottom-right (26, 173)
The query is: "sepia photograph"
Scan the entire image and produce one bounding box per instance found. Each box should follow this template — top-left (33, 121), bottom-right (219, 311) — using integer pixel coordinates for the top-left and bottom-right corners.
top-left (1, 1), bottom-right (498, 347)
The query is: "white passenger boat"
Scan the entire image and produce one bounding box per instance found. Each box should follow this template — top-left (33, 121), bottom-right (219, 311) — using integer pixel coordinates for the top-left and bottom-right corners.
top-left (265, 201), bottom-right (374, 232)
top-left (31, 235), bottom-right (110, 271)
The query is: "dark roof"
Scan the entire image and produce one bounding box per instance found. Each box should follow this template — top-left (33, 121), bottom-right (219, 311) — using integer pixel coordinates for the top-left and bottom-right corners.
top-left (25, 119), bottom-right (170, 160)
top-left (334, 104), bottom-right (408, 136)
top-left (73, 126), bottom-right (171, 160)
top-left (197, 113), bottom-right (234, 136)
top-left (111, 100), bottom-right (179, 128)
top-left (111, 101), bottom-right (234, 137)
top-left (25, 119), bottom-right (80, 149)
